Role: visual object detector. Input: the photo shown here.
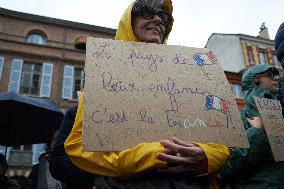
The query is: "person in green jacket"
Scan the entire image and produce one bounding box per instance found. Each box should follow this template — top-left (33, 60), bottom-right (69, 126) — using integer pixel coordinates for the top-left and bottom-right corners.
top-left (218, 64), bottom-right (284, 189)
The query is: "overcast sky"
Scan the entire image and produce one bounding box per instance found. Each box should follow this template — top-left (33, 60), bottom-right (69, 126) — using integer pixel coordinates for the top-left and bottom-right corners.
top-left (0, 0), bottom-right (283, 47)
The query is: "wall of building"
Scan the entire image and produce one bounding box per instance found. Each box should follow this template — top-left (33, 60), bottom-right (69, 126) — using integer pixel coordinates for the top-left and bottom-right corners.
top-left (240, 38), bottom-right (279, 69)
top-left (206, 34), bottom-right (244, 73)
top-left (0, 8), bottom-right (116, 109)
top-left (206, 32), bottom-right (283, 109)
top-left (0, 8), bottom-right (116, 177)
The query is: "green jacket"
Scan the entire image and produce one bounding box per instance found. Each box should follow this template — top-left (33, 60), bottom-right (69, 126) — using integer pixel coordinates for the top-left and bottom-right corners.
top-left (218, 64), bottom-right (284, 189)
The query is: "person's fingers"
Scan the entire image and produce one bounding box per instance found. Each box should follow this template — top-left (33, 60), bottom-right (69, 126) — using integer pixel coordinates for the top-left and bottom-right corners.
top-left (160, 140), bottom-right (195, 156)
top-left (157, 150), bottom-right (208, 176)
top-left (247, 116), bottom-right (261, 121)
top-left (160, 140), bottom-right (190, 153)
top-left (160, 140), bottom-right (179, 153)
top-left (247, 118), bottom-right (254, 125)
top-left (172, 137), bottom-right (196, 147)
top-left (247, 116), bottom-right (263, 129)
top-left (163, 149), bottom-right (176, 155)
top-left (156, 152), bottom-right (191, 165)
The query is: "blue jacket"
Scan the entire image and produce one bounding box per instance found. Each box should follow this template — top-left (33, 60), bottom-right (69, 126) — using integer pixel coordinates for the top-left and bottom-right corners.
top-left (275, 22), bottom-right (284, 117)
top-left (48, 106), bottom-right (94, 189)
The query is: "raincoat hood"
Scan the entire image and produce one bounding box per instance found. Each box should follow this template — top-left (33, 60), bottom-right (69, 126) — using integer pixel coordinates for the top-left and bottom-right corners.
top-left (115, 0), bottom-right (173, 43)
top-left (242, 64), bottom-right (274, 88)
top-left (242, 64), bottom-right (279, 97)
top-left (241, 64), bottom-right (278, 118)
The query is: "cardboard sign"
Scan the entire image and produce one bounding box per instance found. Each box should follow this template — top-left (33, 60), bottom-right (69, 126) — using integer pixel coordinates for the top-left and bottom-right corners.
top-left (83, 38), bottom-right (249, 151)
top-left (254, 97), bottom-right (284, 162)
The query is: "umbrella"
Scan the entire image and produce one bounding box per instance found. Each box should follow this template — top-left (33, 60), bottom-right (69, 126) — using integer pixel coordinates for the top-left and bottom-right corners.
top-left (0, 92), bottom-right (64, 146)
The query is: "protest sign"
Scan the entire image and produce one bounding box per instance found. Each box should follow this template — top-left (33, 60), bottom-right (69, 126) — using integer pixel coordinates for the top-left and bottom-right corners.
top-left (83, 38), bottom-right (248, 151)
top-left (254, 97), bottom-right (284, 162)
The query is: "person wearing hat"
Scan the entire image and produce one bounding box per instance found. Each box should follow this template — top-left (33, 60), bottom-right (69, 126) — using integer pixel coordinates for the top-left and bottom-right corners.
top-left (50, 0), bottom-right (231, 188)
top-left (275, 22), bottom-right (284, 117)
top-left (217, 64), bottom-right (284, 188)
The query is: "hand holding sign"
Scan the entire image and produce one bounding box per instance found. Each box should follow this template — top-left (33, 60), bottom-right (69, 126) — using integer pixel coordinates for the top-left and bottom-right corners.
top-left (157, 137), bottom-right (207, 175)
top-left (253, 97), bottom-right (284, 161)
top-left (247, 116), bottom-right (264, 130)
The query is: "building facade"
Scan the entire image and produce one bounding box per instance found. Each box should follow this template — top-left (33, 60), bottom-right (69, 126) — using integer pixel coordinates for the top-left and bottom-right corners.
top-left (0, 7), bottom-right (115, 177)
top-left (206, 23), bottom-right (281, 108)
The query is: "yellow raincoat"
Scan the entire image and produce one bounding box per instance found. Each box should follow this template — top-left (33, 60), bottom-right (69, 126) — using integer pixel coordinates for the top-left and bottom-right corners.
top-left (64, 0), bottom-right (231, 185)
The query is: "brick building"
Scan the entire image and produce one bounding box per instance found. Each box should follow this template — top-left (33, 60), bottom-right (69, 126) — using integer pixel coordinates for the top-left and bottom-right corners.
top-left (206, 23), bottom-right (282, 108)
top-left (0, 7), bottom-right (115, 177)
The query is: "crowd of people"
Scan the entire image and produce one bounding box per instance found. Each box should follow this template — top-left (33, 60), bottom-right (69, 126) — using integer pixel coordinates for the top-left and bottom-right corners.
top-left (48, 0), bottom-right (284, 188)
top-left (1, 0), bottom-right (284, 188)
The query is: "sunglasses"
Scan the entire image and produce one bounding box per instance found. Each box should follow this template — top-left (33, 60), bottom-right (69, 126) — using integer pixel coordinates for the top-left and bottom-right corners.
top-left (258, 70), bottom-right (280, 80)
top-left (133, 5), bottom-right (174, 26)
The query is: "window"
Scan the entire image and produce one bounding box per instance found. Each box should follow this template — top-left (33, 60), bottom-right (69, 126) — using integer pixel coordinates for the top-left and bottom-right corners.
top-left (0, 146), bottom-right (7, 155)
top-left (26, 33), bottom-right (46, 45)
top-left (75, 36), bottom-right (86, 50)
top-left (11, 145), bottom-right (32, 151)
top-left (231, 84), bottom-right (242, 98)
top-left (246, 46), bottom-right (255, 66)
top-left (0, 56), bottom-right (4, 80)
top-left (259, 49), bottom-right (267, 65)
top-left (20, 63), bottom-right (42, 95)
top-left (6, 144), bottom-right (44, 165)
top-left (73, 68), bottom-right (84, 99)
top-left (62, 66), bottom-right (84, 100)
top-left (32, 144), bottom-right (46, 164)
top-left (273, 54), bottom-right (282, 68)
top-left (8, 59), bottom-right (53, 97)
top-left (8, 145), bottom-right (33, 165)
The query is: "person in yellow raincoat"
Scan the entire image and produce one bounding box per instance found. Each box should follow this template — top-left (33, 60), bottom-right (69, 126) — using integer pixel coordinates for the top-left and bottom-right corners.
top-left (49, 0), bottom-right (231, 188)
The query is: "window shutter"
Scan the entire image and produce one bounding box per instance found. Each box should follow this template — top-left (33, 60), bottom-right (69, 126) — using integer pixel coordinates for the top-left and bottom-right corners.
top-left (231, 84), bottom-right (242, 98)
top-left (62, 65), bottom-right (74, 99)
top-left (254, 46), bottom-right (259, 64)
top-left (273, 55), bottom-right (281, 67)
top-left (259, 52), bottom-right (266, 64)
top-left (8, 59), bottom-right (23, 93)
top-left (32, 144), bottom-right (46, 165)
top-left (266, 48), bottom-right (274, 65)
top-left (0, 145), bottom-right (7, 155)
top-left (40, 63), bottom-right (53, 97)
top-left (0, 56), bottom-right (4, 80)
top-left (246, 46), bottom-right (255, 66)
top-left (6, 147), bottom-right (11, 161)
